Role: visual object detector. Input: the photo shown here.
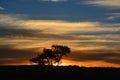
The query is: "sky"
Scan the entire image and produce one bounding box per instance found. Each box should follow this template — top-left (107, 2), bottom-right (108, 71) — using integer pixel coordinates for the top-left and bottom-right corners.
top-left (0, 0), bottom-right (120, 67)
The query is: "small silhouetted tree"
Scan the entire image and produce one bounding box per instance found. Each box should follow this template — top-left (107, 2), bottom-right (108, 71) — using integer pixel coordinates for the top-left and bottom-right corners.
top-left (52, 45), bottom-right (71, 65)
top-left (30, 45), bottom-right (71, 66)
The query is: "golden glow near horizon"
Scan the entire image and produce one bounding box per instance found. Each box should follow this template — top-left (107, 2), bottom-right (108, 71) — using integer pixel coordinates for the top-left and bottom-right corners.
top-left (61, 59), bottom-right (120, 68)
top-left (0, 0), bottom-right (120, 68)
top-left (0, 14), bottom-right (120, 67)
top-left (1, 58), bottom-right (120, 68)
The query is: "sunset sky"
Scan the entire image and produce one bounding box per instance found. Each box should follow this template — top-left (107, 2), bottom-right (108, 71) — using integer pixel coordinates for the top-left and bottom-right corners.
top-left (0, 0), bottom-right (120, 67)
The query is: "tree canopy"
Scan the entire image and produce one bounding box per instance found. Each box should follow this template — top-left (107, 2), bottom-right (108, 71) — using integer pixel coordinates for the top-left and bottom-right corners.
top-left (30, 45), bottom-right (71, 66)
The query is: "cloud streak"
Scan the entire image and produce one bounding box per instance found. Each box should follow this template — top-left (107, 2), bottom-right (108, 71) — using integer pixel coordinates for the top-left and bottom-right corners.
top-left (0, 44), bottom-right (120, 66)
top-left (0, 14), bottom-right (120, 67)
top-left (1, 14), bottom-right (120, 34)
top-left (65, 48), bottom-right (120, 65)
top-left (0, 14), bottom-right (27, 29)
top-left (107, 13), bottom-right (120, 20)
top-left (83, 0), bottom-right (120, 9)
top-left (0, 46), bottom-right (40, 65)
top-left (39, 0), bottom-right (67, 2)
top-left (0, 14), bottom-right (120, 47)
top-left (21, 20), bottom-right (120, 36)
top-left (0, 6), bottom-right (5, 10)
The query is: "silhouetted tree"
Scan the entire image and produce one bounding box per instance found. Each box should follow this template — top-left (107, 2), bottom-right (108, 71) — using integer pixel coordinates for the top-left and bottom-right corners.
top-left (30, 45), bottom-right (71, 66)
top-left (52, 45), bottom-right (71, 65)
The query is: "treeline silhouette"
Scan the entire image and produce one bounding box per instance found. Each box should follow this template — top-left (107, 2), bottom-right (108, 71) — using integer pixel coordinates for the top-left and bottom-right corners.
top-left (0, 65), bottom-right (120, 80)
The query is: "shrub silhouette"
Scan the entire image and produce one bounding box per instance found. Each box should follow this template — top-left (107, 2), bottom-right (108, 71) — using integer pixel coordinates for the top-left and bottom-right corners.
top-left (30, 45), bottom-right (71, 66)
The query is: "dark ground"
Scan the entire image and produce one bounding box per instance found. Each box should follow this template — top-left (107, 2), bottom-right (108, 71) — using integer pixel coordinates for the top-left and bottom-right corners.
top-left (0, 65), bottom-right (120, 80)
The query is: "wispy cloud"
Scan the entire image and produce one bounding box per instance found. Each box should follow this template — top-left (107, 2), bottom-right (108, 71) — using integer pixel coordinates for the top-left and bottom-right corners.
top-left (106, 13), bottom-right (120, 20)
top-left (39, 0), bottom-right (67, 2)
top-left (0, 14), bottom-right (120, 42)
top-left (0, 6), bottom-right (5, 10)
top-left (0, 45), bottom-right (119, 66)
top-left (22, 20), bottom-right (120, 37)
top-left (0, 13), bottom-right (120, 67)
top-left (0, 14), bottom-right (120, 49)
top-left (23, 20), bottom-right (101, 33)
top-left (83, 0), bottom-right (120, 9)
top-left (0, 46), bottom-right (39, 65)
top-left (0, 14), bottom-right (27, 29)
top-left (1, 14), bottom-right (120, 34)
top-left (65, 49), bottom-right (120, 66)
